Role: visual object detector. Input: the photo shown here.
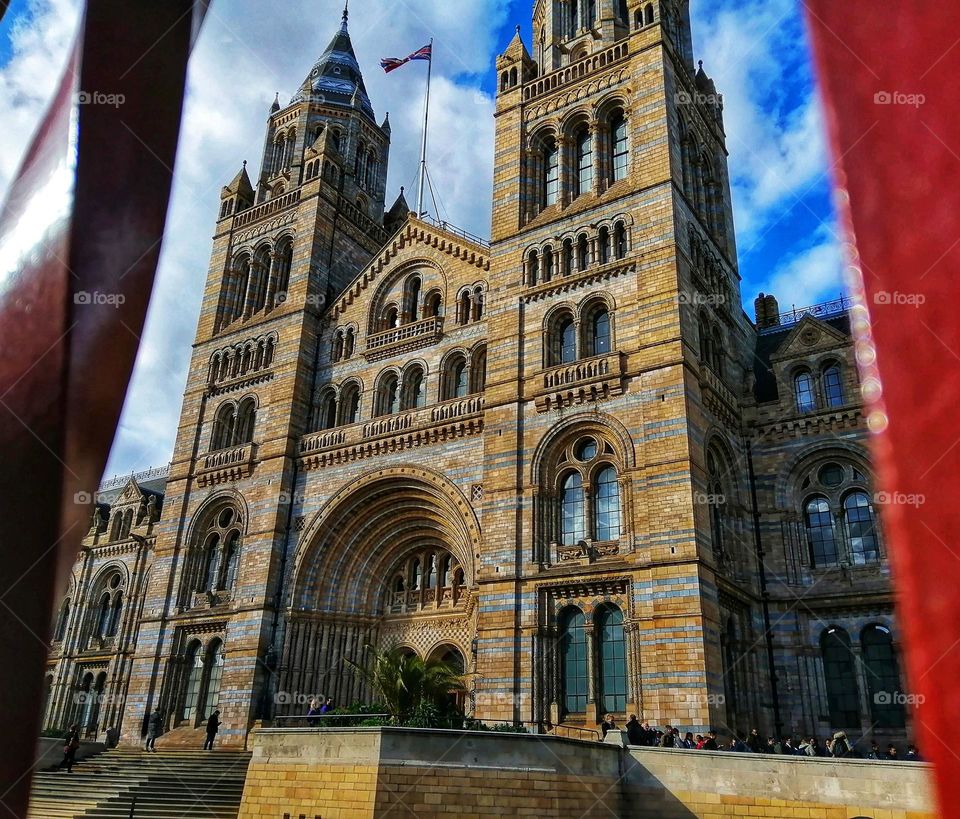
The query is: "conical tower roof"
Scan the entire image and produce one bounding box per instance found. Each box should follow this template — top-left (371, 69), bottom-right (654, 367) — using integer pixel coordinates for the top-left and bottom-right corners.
top-left (291, 5), bottom-right (375, 121)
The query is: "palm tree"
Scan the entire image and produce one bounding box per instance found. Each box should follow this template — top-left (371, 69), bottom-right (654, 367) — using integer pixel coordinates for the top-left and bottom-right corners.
top-left (347, 645), bottom-right (465, 725)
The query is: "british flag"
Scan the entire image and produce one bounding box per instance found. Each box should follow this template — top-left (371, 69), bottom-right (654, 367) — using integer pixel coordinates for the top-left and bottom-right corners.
top-left (380, 44), bottom-right (432, 73)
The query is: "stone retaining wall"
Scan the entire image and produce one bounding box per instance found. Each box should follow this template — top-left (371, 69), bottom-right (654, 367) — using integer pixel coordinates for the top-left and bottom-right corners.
top-left (237, 727), bottom-right (936, 819)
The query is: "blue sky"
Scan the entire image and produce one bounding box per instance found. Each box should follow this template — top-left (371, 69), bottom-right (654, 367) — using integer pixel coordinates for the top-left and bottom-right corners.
top-left (0, 0), bottom-right (843, 478)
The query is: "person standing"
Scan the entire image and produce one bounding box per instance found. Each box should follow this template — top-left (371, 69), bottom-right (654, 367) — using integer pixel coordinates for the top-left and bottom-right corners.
top-left (599, 713), bottom-right (617, 738)
top-left (203, 709), bottom-right (221, 750)
top-left (746, 728), bottom-right (764, 754)
top-left (145, 707), bottom-right (162, 752)
top-left (60, 724), bottom-right (80, 773)
top-left (702, 731), bottom-right (718, 750)
top-left (625, 714), bottom-right (645, 746)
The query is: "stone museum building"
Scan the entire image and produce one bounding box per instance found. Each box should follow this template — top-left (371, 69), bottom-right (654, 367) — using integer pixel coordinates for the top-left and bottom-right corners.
top-left (41, 0), bottom-right (909, 751)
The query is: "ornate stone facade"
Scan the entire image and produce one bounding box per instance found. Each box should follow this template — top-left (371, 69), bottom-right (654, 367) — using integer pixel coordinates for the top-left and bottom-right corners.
top-left (43, 0), bottom-right (909, 752)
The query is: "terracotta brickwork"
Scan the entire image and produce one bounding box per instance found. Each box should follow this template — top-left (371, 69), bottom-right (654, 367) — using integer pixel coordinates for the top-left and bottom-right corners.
top-left (44, 0), bottom-right (905, 754)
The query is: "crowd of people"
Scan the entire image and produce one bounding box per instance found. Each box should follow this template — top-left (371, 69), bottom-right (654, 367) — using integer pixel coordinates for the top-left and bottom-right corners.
top-left (598, 714), bottom-right (923, 761)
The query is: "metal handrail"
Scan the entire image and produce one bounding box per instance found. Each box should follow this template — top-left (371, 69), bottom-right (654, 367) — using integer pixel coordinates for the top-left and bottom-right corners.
top-left (272, 713), bottom-right (390, 728)
top-left (417, 214), bottom-right (490, 249)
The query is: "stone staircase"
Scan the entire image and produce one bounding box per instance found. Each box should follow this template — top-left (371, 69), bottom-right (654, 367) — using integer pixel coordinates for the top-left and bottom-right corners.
top-left (28, 746), bottom-right (250, 818)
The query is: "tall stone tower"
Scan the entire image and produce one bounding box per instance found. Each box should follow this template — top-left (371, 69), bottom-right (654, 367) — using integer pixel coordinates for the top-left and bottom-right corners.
top-left (120, 9), bottom-right (396, 744)
top-left (476, 0), bottom-right (759, 732)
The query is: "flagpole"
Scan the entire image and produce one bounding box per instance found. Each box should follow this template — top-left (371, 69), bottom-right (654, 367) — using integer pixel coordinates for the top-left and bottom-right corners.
top-left (416, 38), bottom-right (433, 218)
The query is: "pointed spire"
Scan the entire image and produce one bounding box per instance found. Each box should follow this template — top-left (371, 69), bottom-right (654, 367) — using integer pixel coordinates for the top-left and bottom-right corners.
top-left (385, 186), bottom-right (410, 234)
top-left (381, 111), bottom-right (391, 135)
top-left (291, 6), bottom-right (375, 121)
top-left (222, 162), bottom-right (254, 200)
top-left (341, 0), bottom-right (349, 31)
top-left (271, 92), bottom-right (280, 113)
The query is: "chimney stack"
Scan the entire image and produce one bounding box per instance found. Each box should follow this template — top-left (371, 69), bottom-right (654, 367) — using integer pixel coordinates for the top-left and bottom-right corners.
top-left (754, 292), bottom-right (781, 329)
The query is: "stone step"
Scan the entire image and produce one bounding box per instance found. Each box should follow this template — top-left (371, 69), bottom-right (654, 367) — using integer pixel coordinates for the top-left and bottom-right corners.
top-left (27, 746), bottom-right (251, 819)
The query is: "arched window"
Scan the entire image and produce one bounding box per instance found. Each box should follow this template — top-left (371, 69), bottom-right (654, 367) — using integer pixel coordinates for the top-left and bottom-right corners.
top-left (54, 599), bottom-right (70, 641)
top-left (820, 628), bottom-right (861, 728)
top-left (593, 465), bottom-right (621, 541)
top-left (332, 332), bottom-right (345, 362)
top-left (471, 346), bottom-right (487, 393)
top-left (543, 137), bottom-right (560, 207)
top-left (107, 592), bottom-right (123, 637)
top-left (844, 491), bottom-right (879, 564)
top-left (549, 312), bottom-right (577, 366)
top-left (707, 447), bottom-right (730, 560)
top-left (574, 126), bottom-right (592, 197)
top-left (410, 558), bottom-right (422, 590)
top-left (404, 276), bottom-right (421, 323)
top-left (191, 506), bottom-right (242, 598)
top-left (712, 326), bottom-right (724, 377)
top-left (376, 373), bottom-right (400, 416)
top-left (317, 390), bottom-right (337, 430)
top-left (340, 382), bottom-right (361, 425)
top-left (382, 305), bottom-right (399, 330)
top-left (597, 226), bottom-right (609, 265)
top-left (613, 222), bottom-right (627, 259)
top-left (222, 531), bottom-right (241, 590)
top-left (444, 356), bottom-right (469, 400)
top-left (425, 290), bottom-right (442, 317)
top-left (181, 641), bottom-right (204, 723)
top-left (344, 328), bottom-right (355, 358)
top-left (862, 625), bottom-right (905, 728)
top-left (459, 290), bottom-right (472, 324)
top-left (823, 363), bottom-right (844, 407)
top-left (645, 3), bottom-right (655, 25)
top-left (235, 397), bottom-right (256, 444)
top-left (559, 607), bottom-right (588, 714)
top-left (542, 246), bottom-right (554, 282)
top-left (560, 472), bottom-right (586, 545)
top-left (584, 304), bottom-right (611, 357)
top-left (272, 240), bottom-right (293, 306)
top-left (597, 605), bottom-right (627, 712)
top-left (402, 366), bottom-right (426, 410)
top-left (213, 405), bottom-right (236, 449)
top-left (202, 533), bottom-right (221, 591)
top-left (200, 640), bottom-right (224, 720)
top-left (795, 370), bottom-right (816, 413)
top-left (698, 314), bottom-right (712, 363)
top-left (610, 112), bottom-right (629, 182)
top-left (96, 593), bottom-right (112, 637)
top-left (562, 239), bottom-right (574, 276)
top-left (805, 496), bottom-right (837, 567)
top-left (576, 234), bottom-right (589, 271)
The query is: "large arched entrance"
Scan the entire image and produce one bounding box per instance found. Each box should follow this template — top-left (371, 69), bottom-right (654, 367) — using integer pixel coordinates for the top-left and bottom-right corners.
top-left (278, 469), bottom-right (478, 715)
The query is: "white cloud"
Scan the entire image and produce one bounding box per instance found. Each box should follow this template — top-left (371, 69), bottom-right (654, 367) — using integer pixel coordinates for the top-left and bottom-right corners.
top-left (760, 223), bottom-right (845, 311)
top-left (0, 0), bottom-right (81, 195)
top-left (691, 0), bottom-right (829, 240)
top-left (104, 0), bottom-right (506, 476)
top-left (1, 0), bottom-right (842, 476)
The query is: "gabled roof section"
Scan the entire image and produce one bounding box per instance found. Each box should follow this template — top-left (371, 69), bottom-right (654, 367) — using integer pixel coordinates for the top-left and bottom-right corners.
top-left (753, 313), bottom-right (852, 402)
top-left (326, 215), bottom-right (491, 323)
top-left (769, 313), bottom-right (851, 363)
